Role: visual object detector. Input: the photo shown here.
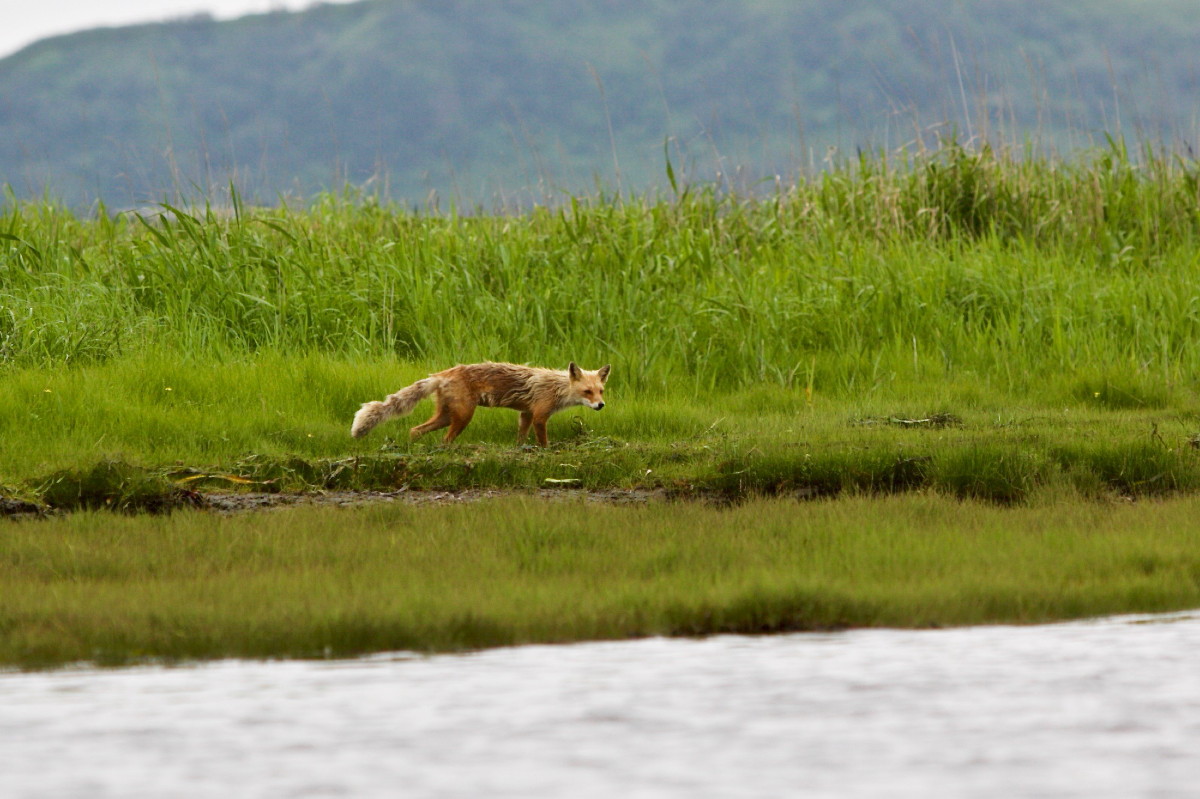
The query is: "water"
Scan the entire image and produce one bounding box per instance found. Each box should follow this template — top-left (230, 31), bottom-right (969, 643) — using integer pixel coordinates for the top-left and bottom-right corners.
top-left (4, 612), bottom-right (1200, 798)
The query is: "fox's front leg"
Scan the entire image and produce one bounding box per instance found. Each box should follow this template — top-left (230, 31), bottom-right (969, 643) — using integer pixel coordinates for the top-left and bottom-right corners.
top-left (531, 412), bottom-right (550, 447)
top-left (517, 411), bottom-right (534, 444)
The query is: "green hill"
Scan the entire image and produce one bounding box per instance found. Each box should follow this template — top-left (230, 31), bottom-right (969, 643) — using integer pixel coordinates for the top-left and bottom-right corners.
top-left (2, 0), bottom-right (1198, 208)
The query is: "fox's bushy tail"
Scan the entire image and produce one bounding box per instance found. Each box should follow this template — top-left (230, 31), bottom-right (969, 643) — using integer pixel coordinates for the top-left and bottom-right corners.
top-left (350, 377), bottom-right (441, 438)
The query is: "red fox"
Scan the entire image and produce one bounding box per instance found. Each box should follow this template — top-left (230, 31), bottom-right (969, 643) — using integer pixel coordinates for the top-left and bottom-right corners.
top-left (350, 361), bottom-right (611, 446)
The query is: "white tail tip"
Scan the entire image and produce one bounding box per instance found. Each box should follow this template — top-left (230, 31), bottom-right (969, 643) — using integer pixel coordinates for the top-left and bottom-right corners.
top-left (350, 401), bottom-right (386, 438)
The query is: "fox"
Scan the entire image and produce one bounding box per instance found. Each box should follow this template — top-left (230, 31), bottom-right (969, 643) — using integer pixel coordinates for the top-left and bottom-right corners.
top-left (350, 361), bottom-right (611, 446)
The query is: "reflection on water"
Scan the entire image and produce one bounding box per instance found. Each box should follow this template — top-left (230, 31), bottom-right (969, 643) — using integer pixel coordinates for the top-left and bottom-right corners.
top-left (3, 612), bottom-right (1200, 798)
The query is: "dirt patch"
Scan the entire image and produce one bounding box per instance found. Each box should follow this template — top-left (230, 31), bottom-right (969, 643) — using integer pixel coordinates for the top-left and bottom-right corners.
top-left (199, 486), bottom-right (671, 514)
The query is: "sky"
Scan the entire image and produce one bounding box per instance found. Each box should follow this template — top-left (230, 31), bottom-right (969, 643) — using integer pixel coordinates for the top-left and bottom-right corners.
top-left (0, 0), bottom-right (358, 60)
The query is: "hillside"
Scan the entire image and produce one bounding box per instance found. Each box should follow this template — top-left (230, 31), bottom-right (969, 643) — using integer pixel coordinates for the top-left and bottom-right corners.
top-left (2, 0), bottom-right (1199, 208)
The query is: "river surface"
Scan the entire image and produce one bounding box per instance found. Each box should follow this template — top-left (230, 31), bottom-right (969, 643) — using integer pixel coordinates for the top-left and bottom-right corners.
top-left (3, 612), bottom-right (1200, 798)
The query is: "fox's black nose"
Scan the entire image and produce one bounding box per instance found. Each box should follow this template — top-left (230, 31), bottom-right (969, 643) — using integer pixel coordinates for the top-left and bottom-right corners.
top-left (595, 401), bottom-right (605, 410)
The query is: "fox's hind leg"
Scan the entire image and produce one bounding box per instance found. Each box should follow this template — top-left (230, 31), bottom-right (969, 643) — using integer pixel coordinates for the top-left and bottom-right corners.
top-left (443, 405), bottom-right (476, 444)
top-left (409, 398), bottom-right (451, 440)
top-left (517, 411), bottom-right (533, 444)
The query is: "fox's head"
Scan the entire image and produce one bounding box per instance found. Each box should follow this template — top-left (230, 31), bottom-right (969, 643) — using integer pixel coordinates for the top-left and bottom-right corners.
top-left (568, 362), bottom-right (611, 410)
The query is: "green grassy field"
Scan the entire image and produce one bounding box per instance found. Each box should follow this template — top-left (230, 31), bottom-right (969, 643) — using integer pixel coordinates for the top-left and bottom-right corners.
top-left (3, 353), bottom-right (1200, 509)
top-left (4, 139), bottom-right (1200, 667)
top-left (4, 494), bottom-right (1200, 669)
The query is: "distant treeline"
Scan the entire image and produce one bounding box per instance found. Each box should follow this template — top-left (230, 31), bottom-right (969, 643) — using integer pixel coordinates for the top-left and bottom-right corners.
top-left (2, 0), bottom-right (1199, 207)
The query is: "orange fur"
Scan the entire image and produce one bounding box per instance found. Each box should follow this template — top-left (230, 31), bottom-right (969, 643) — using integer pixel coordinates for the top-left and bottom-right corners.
top-left (350, 361), bottom-right (611, 446)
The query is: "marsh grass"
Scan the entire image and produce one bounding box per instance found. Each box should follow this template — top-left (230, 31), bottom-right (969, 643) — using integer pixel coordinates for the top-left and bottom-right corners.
top-left (4, 494), bottom-right (1200, 669)
top-left (7, 140), bottom-right (1200, 669)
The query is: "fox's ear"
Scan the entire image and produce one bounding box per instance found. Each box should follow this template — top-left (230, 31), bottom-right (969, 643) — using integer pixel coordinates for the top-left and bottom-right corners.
top-left (597, 364), bottom-right (611, 382)
top-left (568, 362), bottom-right (582, 381)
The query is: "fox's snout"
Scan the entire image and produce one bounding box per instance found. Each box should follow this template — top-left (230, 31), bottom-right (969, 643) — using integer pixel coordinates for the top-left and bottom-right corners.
top-left (592, 401), bottom-right (605, 410)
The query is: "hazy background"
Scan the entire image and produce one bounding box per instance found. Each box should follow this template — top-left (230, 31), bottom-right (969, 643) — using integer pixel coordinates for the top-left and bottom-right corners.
top-left (2, 0), bottom-right (1199, 210)
top-left (0, 0), bottom-right (352, 60)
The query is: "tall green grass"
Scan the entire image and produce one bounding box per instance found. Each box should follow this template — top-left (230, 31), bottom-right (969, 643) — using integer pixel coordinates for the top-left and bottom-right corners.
top-left (4, 139), bottom-right (1200, 394)
top-left (5, 494), bottom-right (1200, 669)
